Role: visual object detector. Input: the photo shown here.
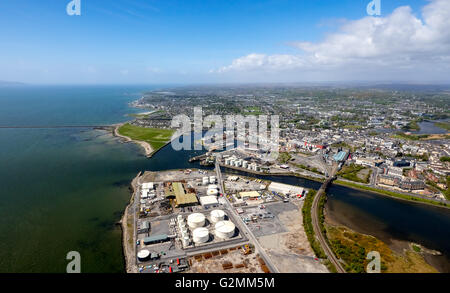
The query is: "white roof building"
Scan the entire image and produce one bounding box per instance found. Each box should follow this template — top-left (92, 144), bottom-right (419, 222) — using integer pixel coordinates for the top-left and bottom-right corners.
top-left (268, 182), bottom-right (305, 196)
top-left (199, 195), bottom-right (219, 208)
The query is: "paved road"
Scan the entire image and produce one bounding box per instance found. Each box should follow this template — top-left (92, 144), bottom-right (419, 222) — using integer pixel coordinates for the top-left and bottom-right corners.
top-left (215, 161), bottom-right (280, 273)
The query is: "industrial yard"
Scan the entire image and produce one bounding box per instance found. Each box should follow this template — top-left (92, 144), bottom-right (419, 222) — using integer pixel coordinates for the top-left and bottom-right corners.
top-left (127, 168), bottom-right (322, 273)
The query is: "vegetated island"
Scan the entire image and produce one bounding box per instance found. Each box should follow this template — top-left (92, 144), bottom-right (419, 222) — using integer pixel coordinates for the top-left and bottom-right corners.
top-left (114, 123), bottom-right (175, 157)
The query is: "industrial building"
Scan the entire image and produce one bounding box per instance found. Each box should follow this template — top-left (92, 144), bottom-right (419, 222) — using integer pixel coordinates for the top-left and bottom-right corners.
top-left (137, 221), bottom-right (150, 234)
top-left (268, 182), bottom-right (305, 196)
top-left (143, 234), bottom-right (169, 245)
top-left (172, 182), bottom-right (199, 207)
top-left (239, 191), bottom-right (260, 200)
top-left (199, 195), bottom-right (219, 208)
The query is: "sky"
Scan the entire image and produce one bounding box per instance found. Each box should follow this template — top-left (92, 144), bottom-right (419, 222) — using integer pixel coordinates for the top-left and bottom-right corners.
top-left (0, 0), bottom-right (449, 84)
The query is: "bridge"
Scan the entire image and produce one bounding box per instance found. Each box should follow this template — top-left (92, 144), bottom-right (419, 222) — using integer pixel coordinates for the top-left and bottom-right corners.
top-left (311, 164), bottom-right (346, 273)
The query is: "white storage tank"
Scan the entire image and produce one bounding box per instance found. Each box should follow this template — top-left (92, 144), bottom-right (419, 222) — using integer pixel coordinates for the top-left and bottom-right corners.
top-left (207, 189), bottom-right (218, 196)
top-left (182, 236), bottom-right (190, 247)
top-left (187, 213), bottom-right (206, 229)
top-left (209, 176), bottom-right (216, 184)
top-left (193, 227), bottom-right (209, 243)
top-left (202, 177), bottom-right (209, 186)
top-left (215, 220), bottom-right (236, 239)
top-left (210, 210), bottom-right (226, 223)
top-left (137, 249), bottom-right (150, 262)
top-left (242, 161), bottom-right (248, 168)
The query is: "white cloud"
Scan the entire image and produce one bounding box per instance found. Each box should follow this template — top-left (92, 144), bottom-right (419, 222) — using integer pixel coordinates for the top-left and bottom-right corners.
top-left (214, 0), bottom-right (450, 81)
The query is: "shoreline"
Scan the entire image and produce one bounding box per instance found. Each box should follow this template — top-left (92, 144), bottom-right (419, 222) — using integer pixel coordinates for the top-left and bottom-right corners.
top-left (333, 179), bottom-right (450, 210)
top-left (324, 200), bottom-right (446, 273)
top-left (120, 171), bottom-right (141, 273)
top-left (113, 123), bottom-right (155, 157)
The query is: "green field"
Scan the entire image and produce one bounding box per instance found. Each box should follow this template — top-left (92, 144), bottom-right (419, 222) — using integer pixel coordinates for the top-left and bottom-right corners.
top-left (117, 123), bottom-right (175, 152)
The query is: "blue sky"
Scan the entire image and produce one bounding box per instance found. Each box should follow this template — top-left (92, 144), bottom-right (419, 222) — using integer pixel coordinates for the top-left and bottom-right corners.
top-left (1, 0), bottom-right (447, 84)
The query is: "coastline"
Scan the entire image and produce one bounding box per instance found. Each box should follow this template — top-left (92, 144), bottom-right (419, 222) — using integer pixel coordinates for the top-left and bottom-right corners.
top-left (113, 123), bottom-right (155, 157)
top-left (120, 171), bottom-right (141, 273)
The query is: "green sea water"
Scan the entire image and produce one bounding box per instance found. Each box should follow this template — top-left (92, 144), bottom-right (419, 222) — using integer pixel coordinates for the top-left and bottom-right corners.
top-left (0, 86), bottom-right (156, 272)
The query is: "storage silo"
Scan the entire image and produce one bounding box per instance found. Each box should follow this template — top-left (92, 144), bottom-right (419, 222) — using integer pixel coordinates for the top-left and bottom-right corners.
top-left (207, 188), bottom-right (218, 196)
top-left (137, 249), bottom-right (150, 262)
top-left (182, 236), bottom-right (190, 247)
top-left (210, 209), bottom-right (226, 223)
top-left (192, 227), bottom-right (209, 243)
top-left (242, 161), bottom-right (248, 168)
top-left (209, 176), bottom-right (216, 184)
top-left (187, 213), bottom-right (206, 229)
top-left (215, 221), bottom-right (236, 239)
top-left (202, 177), bottom-right (209, 186)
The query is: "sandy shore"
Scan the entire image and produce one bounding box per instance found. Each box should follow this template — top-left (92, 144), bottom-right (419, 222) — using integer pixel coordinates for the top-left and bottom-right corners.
top-left (113, 123), bottom-right (154, 157)
top-left (120, 171), bottom-right (141, 273)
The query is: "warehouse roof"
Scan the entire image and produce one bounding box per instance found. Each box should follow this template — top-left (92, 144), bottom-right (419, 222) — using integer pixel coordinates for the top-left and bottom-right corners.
top-left (199, 195), bottom-right (218, 206)
top-left (143, 234), bottom-right (168, 244)
top-left (239, 191), bottom-right (260, 198)
top-left (172, 182), bottom-right (198, 206)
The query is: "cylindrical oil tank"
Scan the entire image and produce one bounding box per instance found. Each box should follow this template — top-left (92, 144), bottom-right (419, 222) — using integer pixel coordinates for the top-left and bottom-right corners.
top-left (137, 249), bottom-right (150, 262)
top-left (207, 188), bottom-right (218, 196)
top-left (187, 213), bottom-right (206, 229)
top-left (208, 184), bottom-right (219, 190)
top-left (215, 220), bottom-right (236, 239)
top-left (192, 227), bottom-right (209, 243)
top-left (182, 236), bottom-right (190, 247)
top-left (210, 209), bottom-right (226, 223)
top-left (209, 176), bottom-right (216, 184)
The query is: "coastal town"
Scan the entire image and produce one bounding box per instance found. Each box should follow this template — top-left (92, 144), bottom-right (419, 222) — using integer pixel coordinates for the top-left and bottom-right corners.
top-left (117, 85), bottom-right (450, 274)
top-left (124, 85), bottom-right (450, 203)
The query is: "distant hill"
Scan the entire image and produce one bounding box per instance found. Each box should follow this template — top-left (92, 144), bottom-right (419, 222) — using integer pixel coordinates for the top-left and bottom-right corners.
top-left (0, 80), bottom-right (27, 86)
